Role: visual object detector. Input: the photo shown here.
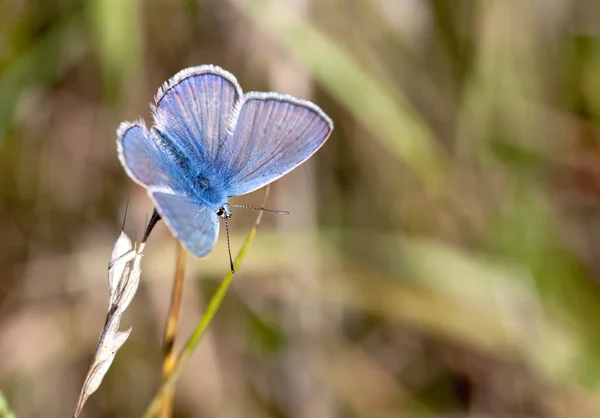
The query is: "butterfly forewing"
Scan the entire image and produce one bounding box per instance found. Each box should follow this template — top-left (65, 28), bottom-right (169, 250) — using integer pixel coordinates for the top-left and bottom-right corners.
top-left (117, 121), bottom-right (179, 189)
top-left (152, 66), bottom-right (243, 166)
top-left (224, 93), bottom-right (333, 197)
top-left (150, 191), bottom-right (219, 257)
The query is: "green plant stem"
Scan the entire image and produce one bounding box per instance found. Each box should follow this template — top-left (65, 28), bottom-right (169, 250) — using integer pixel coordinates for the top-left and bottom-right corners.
top-left (142, 186), bottom-right (270, 418)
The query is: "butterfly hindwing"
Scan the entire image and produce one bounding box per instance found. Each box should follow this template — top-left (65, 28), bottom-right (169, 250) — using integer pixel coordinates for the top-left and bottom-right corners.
top-left (223, 92), bottom-right (333, 197)
top-left (150, 190), bottom-right (219, 257)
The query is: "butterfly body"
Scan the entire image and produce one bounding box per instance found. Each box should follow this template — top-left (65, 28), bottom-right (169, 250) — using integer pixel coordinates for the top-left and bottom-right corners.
top-left (149, 127), bottom-right (229, 211)
top-left (117, 65), bottom-right (333, 258)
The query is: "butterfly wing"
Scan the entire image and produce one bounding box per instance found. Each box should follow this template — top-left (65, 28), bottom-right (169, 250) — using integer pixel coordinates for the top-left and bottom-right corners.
top-left (117, 121), bottom-right (181, 190)
top-left (151, 65), bottom-right (243, 169)
top-left (223, 92), bottom-right (333, 197)
top-left (150, 190), bottom-right (219, 257)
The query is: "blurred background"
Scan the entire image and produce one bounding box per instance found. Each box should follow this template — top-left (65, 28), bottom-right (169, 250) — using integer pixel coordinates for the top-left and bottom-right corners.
top-left (2, 0), bottom-right (600, 417)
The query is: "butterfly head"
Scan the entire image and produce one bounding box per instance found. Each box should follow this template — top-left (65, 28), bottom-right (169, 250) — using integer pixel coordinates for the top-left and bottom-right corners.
top-left (216, 203), bottom-right (232, 220)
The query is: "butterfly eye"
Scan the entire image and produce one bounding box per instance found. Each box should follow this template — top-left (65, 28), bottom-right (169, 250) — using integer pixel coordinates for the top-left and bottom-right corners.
top-left (216, 204), bottom-right (232, 219)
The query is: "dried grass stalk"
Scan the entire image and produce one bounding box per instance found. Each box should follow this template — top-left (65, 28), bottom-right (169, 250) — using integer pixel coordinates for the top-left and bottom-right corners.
top-left (73, 232), bottom-right (144, 418)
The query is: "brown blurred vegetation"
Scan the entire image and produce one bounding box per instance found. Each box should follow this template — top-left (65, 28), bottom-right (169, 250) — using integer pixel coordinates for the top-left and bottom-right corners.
top-left (2, 0), bottom-right (600, 417)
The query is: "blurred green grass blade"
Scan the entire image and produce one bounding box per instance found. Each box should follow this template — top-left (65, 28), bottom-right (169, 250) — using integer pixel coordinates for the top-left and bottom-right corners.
top-left (90, 0), bottom-right (141, 99)
top-left (0, 390), bottom-right (16, 418)
top-left (233, 0), bottom-right (448, 188)
top-left (487, 184), bottom-right (600, 387)
top-left (0, 15), bottom-right (81, 139)
top-left (583, 36), bottom-right (600, 122)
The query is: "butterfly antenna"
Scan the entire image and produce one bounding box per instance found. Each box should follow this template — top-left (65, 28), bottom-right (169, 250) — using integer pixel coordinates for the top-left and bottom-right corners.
top-left (224, 217), bottom-right (235, 274)
top-left (229, 204), bottom-right (290, 215)
top-left (143, 209), bottom-right (162, 244)
top-left (121, 194), bottom-right (131, 231)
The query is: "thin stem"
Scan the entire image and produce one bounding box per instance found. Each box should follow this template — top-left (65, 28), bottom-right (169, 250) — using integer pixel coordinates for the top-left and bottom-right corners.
top-left (159, 240), bottom-right (187, 418)
top-left (143, 186), bottom-right (271, 418)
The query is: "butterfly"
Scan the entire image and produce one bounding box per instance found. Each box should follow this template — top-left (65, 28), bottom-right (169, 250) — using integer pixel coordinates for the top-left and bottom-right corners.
top-left (116, 65), bottom-right (333, 268)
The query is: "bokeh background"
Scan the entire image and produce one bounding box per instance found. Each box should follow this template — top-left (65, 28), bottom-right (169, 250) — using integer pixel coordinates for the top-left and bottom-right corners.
top-left (2, 0), bottom-right (600, 417)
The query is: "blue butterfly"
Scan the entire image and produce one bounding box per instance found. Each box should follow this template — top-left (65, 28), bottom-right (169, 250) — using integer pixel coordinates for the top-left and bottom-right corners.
top-left (116, 65), bottom-right (333, 264)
